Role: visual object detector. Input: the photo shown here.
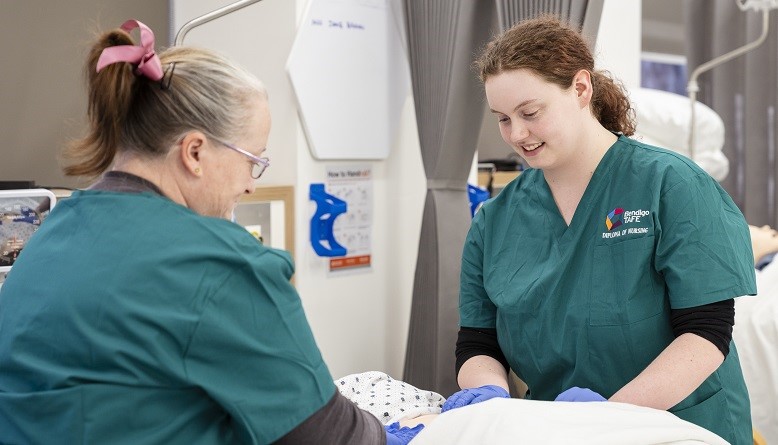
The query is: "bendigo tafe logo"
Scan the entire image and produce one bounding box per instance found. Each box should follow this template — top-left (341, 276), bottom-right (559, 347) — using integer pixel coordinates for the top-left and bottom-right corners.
top-left (605, 208), bottom-right (624, 231)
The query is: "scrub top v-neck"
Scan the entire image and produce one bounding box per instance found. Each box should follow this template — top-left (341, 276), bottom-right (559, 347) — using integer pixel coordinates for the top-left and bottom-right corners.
top-left (459, 135), bottom-right (756, 445)
top-left (533, 140), bottom-right (618, 249)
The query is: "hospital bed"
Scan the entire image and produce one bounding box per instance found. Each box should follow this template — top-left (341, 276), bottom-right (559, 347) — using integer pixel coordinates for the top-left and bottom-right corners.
top-left (734, 259), bottom-right (778, 443)
top-left (337, 371), bottom-right (730, 445)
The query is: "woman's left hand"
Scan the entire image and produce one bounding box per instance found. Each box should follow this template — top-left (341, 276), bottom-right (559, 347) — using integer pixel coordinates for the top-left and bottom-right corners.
top-left (441, 384), bottom-right (510, 412)
top-left (554, 386), bottom-right (606, 402)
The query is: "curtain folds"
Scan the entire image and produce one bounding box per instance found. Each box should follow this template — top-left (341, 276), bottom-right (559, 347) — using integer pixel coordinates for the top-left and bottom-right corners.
top-left (685, 0), bottom-right (778, 226)
top-left (494, 0), bottom-right (589, 31)
top-left (401, 0), bottom-right (494, 396)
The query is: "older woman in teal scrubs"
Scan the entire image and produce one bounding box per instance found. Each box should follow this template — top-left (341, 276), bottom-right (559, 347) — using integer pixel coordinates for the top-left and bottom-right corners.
top-left (0, 20), bottom-right (420, 445)
top-left (443, 16), bottom-right (755, 445)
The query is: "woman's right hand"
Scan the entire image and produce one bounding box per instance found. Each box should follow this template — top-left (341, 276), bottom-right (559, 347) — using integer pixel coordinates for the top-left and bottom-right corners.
top-left (441, 384), bottom-right (510, 412)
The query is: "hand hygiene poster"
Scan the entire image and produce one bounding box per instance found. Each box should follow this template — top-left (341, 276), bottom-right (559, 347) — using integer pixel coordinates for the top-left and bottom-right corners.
top-left (326, 165), bottom-right (372, 273)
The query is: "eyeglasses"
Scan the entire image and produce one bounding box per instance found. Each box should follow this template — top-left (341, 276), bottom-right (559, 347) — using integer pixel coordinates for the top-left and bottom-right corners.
top-left (213, 138), bottom-right (270, 179)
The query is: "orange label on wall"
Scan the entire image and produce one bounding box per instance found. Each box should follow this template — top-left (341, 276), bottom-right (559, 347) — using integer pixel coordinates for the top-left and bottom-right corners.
top-left (329, 254), bottom-right (371, 271)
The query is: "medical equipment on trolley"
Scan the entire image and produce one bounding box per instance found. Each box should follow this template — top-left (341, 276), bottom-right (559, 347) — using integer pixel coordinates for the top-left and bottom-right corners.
top-left (0, 189), bottom-right (57, 284)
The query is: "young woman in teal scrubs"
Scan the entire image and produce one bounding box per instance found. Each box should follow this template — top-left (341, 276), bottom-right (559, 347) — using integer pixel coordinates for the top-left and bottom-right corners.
top-left (444, 15), bottom-right (755, 445)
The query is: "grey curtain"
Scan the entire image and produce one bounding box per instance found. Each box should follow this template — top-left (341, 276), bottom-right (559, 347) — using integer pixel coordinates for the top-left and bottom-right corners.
top-left (494, 0), bottom-right (595, 34)
top-left (402, 0), bottom-right (603, 397)
top-left (685, 0), bottom-right (778, 226)
top-left (401, 0), bottom-right (494, 396)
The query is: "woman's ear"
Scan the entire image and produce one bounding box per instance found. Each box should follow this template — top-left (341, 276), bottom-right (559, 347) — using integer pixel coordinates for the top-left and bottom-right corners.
top-left (573, 69), bottom-right (593, 108)
top-left (178, 131), bottom-right (207, 177)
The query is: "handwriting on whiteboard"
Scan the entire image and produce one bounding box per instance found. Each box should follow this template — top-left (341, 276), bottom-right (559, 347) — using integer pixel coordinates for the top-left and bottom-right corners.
top-left (311, 19), bottom-right (366, 30)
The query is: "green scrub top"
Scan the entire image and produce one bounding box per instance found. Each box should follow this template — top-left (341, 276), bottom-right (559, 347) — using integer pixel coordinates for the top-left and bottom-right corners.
top-left (0, 191), bottom-right (336, 444)
top-left (460, 136), bottom-right (756, 445)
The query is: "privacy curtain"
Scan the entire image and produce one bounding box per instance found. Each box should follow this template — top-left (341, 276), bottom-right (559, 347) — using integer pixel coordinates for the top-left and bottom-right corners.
top-left (402, 0), bottom-right (602, 396)
top-left (685, 0), bottom-right (778, 226)
top-left (494, 0), bottom-right (597, 35)
top-left (401, 0), bottom-right (494, 396)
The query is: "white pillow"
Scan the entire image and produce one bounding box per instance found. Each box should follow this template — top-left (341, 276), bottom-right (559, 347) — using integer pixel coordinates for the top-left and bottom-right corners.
top-left (629, 87), bottom-right (729, 181)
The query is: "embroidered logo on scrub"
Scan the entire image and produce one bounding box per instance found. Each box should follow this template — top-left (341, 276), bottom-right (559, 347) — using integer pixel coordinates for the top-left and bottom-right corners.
top-left (605, 208), bottom-right (624, 231)
top-left (602, 208), bottom-right (651, 239)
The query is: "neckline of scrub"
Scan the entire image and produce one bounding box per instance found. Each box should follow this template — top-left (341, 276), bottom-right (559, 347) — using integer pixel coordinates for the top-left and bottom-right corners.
top-left (535, 136), bottom-right (627, 245)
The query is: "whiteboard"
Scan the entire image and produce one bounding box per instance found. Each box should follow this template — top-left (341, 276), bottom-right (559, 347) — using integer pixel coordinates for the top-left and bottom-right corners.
top-left (286, 0), bottom-right (410, 160)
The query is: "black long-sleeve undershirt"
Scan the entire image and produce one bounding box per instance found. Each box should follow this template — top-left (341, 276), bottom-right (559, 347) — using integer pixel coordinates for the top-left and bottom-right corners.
top-left (455, 299), bottom-right (735, 376)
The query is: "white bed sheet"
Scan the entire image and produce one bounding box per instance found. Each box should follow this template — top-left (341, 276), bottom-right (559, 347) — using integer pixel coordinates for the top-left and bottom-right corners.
top-left (734, 260), bottom-right (778, 443)
top-left (410, 398), bottom-right (728, 445)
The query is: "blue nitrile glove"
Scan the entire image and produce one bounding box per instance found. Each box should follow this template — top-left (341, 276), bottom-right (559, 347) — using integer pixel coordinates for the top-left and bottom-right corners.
top-left (441, 384), bottom-right (510, 412)
top-left (385, 421), bottom-right (424, 445)
top-left (554, 386), bottom-right (606, 402)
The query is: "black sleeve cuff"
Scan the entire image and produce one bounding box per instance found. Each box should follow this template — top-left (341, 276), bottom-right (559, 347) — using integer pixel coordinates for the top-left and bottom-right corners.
top-left (455, 327), bottom-right (509, 376)
top-left (670, 299), bottom-right (735, 357)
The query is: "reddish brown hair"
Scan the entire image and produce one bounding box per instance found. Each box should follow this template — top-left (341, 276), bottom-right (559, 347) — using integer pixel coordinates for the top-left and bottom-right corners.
top-left (475, 15), bottom-right (635, 136)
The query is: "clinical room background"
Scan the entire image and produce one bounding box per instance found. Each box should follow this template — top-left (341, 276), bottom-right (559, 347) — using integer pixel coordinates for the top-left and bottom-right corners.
top-left (1, 0), bottom-right (753, 386)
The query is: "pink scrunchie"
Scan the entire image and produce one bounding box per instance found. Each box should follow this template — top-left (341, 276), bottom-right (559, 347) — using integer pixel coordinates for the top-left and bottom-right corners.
top-left (96, 19), bottom-right (163, 81)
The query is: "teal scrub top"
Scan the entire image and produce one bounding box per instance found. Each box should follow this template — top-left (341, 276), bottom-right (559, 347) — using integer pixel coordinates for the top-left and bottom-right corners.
top-left (460, 136), bottom-right (756, 445)
top-left (0, 191), bottom-right (336, 444)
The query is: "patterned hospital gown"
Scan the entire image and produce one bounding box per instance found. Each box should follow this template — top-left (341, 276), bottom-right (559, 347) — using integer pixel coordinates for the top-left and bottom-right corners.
top-left (335, 371), bottom-right (445, 425)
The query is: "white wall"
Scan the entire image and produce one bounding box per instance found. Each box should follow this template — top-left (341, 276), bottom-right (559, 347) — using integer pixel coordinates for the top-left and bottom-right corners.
top-left (595, 0), bottom-right (642, 89)
top-left (292, 0), bottom-right (425, 379)
top-left (172, 0), bottom-right (299, 187)
top-left (0, 0), bottom-right (169, 189)
top-left (173, 0), bottom-right (425, 379)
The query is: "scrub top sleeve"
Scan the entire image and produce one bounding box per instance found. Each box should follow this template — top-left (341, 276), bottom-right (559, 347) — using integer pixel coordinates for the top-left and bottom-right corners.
top-left (460, 210), bottom-right (498, 329)
top-left (655, 173), bottom-right (757, 309)
top-left (184, 250), bottom-right (336, 445)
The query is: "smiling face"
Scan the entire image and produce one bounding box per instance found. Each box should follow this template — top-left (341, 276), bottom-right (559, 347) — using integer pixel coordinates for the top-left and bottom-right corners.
top-left (485, 68), bottom-right (590, 172)
top-left (196, 96), bottom-right (272, 219)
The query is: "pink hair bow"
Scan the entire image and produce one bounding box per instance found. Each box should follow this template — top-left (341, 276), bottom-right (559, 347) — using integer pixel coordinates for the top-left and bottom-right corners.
top-left (96, 19), bottom-right (163, 81)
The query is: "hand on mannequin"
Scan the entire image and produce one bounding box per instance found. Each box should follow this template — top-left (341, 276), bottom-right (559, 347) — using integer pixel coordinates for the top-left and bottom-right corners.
top-left (441, 384), bottom-right (510, 412)
top-left (385, 422), bottom-right (424, 445)
top-left (554, 386), bottom-right (606, 402)
top-left (398, 414), bottom-right (438, 428)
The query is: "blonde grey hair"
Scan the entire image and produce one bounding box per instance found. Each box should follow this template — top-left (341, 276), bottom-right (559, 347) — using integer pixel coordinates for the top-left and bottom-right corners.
top-left (64, 28), bottom-right (268, 178)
